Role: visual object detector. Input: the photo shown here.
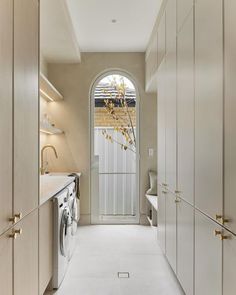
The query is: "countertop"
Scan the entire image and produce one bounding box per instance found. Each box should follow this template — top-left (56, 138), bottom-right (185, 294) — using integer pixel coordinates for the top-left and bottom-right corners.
top-left (40, 175), bottom-right (75, 205)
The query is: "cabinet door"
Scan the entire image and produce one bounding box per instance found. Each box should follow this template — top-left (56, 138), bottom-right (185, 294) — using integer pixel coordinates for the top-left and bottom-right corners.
top-left (223, 230), bottom-right (236, 295)
top-left (195, 210), bottom-right (222, 295)
top-left (177, 11), bottom-right (194, 205)
top-left (14, 210), bottom-right (38, 295)
top-left (0, 0), bottom-right (13, 234)
top-left (157, 186), bottom-right (166, 253)
top-left (158, 13), bottom-right (166, 67)
top-left (224, 0), bottom-right (236, 234)
top-left (177, 0), bottom-right (194, 31)
top-left (0, 230), bottom-right (13, 295)
top-left (165, 52), bottom-right (177, 193)
top-left (177, 200), bottom-right (194, 295)
top-left (14, 0), bottom-right (39, 217)
top-left (166, 0), bottom-right (176, 56)
top-left (39, 201), bottom-right (53, 295)
top-left (195, 0), bottom-right (223, 219)
top-left (157, 59), bottom-right (166, 186)
top-left (166, 191), bottom-right (176, 272)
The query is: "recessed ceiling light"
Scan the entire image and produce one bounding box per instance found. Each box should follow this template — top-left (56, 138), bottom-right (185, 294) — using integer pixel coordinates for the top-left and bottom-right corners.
top-left (111, 19), bottom-right (117, 23)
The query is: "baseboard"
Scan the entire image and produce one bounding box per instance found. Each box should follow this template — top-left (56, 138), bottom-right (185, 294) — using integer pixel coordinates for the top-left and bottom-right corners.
top-left (140, 213), bottom-right (149, 225)
top-left (78, 214), bottom-right (91, 225)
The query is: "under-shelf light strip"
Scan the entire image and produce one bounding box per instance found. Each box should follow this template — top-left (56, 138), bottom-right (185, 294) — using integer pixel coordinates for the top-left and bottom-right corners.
top-left (40, 89), bottom-right (54, 102)
top-left (40, 129), bottom-right (54, 135)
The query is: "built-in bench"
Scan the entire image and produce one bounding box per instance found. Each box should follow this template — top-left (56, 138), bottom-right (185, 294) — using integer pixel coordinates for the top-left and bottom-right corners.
top-left (145, 194), bottom-right (158, 226)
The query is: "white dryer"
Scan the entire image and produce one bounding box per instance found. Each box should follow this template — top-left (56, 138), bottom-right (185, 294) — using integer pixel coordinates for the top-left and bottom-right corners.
top-left (67, 182), bottom-right (78, 260)
top-left (52, 189), bottom-right (72, 289)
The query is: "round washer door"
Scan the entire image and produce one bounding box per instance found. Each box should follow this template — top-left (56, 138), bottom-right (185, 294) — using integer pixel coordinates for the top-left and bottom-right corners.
top-left (71, 197), bottom-right (78, 236)
top-left (60, 207), bottom-right (71, 258)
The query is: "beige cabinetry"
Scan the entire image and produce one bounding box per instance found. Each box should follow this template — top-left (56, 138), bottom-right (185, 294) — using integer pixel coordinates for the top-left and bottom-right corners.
top-left (195, 210), bottom-right (222, 295)
top-left (157, 186), bottom-right (166, 254)
top-left (177, 0), bottom-right (194, 31)
top-left (157, 13), bottom-right (166, 68)
top-left (145, 32), bottom-right (158, 91)
top-left (195, 0), bottom-right (223, 220)
top-left (223, 230), bottom-right (236, 295)
top-left (39, 201), bottom-right (53, 295)
top-left (0, 0), bottom-right (13, 235)
top-left (165, 0), bottom-right (176, 56)
top-left (0, 230), bottom-right (13, 295)
top-left (14, 210), bottom-right (39, 295)
top-left (165, 51), bottom-right (177, 193)
top-left (177, 199), bottom-right (194, 295)
top-left (224, 0), bottom-right (236, 234)
top-left (154, 0), bottom-right (236, 294)
top-left (157, 59), bottom-right (166, 187)
top-left (165, 191), bottom-right (177, 272)
top-left (14, 0), bottom-right (39, 217)
top-left (177, 10), bottom-right (194, 205)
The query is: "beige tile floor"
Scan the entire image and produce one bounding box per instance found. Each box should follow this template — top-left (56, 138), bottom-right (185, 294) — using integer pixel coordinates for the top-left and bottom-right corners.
top-left (46, 225), bottom-right (184, 295)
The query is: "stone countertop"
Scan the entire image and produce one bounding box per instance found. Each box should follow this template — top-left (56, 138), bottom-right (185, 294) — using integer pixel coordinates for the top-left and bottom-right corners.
top-left (40, 175), bottom-right (75, 206)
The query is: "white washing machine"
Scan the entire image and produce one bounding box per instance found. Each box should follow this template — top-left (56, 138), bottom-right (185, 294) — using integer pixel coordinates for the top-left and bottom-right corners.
top-left (52, 189), bottom-right (72, 289)
top-left (67, 182), bottom-right (78, 260)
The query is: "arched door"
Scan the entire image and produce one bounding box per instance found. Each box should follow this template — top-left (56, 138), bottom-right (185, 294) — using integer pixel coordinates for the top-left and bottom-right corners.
top-left (90, 72), bottom-right (139, 224)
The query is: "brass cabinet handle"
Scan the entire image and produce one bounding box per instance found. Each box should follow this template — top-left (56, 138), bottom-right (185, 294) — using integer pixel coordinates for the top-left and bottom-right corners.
top-left (162, 183), bottom-right (168, 187)
top-left (9, 229), bottom-right (22, 239)
top-left (215, 214), bottom-right (229, 224)
top-left (9, 216), bottom-right (17, 223)
top-left (9, 233), bottom-right (17, 239)
top-left (214, 230), bottom-right (222, 236)
top-left (175, 198), bottom-right (181, 203)
top-left (175, 190), bottom-right (181, 194)
top-left (15, 213), bottom-right (22, 220)
top-left (14, 229), bottom-right (22, 235)
top-left (220, 235), bottom-right (229, 240)
top-left (9, 213), bottom-right (22, 224)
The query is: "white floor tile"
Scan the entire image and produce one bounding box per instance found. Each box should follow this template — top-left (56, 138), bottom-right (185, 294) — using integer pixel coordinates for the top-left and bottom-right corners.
top-left (45, 225), bottom-right (184, 295)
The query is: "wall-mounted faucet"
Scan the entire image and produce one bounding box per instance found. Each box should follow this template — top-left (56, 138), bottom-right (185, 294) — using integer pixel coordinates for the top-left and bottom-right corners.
top-left (41, 144), bottom-right (58, 175)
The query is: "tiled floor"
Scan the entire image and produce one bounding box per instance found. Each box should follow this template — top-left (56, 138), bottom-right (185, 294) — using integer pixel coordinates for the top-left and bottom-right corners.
top-left (46, 225), bottom-right (184, 295)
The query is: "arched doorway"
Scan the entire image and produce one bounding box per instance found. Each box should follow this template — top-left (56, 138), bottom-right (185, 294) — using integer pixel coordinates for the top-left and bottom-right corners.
top-left (90, 71), bottom-right (140, 224)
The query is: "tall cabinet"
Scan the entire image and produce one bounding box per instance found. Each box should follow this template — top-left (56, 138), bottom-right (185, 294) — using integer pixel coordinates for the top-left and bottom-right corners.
top-left (0, 1), bottom-right (39, 295)
top-left (151, 0), bottom-right (236, 294)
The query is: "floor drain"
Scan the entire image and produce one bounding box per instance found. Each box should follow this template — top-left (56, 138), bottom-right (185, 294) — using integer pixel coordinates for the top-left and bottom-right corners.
top-left (118, 272), bottom-right (130, 278)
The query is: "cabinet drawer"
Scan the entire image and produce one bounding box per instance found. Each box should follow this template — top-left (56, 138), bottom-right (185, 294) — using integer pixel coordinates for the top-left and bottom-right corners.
top-left (14, 210), bottom-right (38, 295)
top-left (195, 210), bottom-right (222, 295)
top-left (0, 230), bottom-right (13, 295)
top-left (223, 230), bottom-right (236, 295)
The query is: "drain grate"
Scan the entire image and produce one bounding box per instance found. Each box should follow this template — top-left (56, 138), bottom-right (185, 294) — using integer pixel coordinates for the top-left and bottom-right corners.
top-left (118, 272), bottom-right (130, 278)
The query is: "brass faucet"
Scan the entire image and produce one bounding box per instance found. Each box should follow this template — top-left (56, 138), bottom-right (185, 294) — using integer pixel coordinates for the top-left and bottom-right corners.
top-left (40, 144), bottom-right (58, 175)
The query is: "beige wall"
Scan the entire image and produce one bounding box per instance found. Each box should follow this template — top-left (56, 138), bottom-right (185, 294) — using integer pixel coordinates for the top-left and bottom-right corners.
top-left (45, 52), bottom-right (157, 224)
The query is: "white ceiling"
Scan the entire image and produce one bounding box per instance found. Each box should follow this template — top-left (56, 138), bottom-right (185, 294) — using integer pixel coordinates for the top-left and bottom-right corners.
top-left (40, 0), bottom-right (81, 63)
top-left (66, 0), bottom-right (163, 52)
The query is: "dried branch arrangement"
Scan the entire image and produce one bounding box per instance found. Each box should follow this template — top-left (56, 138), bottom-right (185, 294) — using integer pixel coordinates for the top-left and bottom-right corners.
top-left (99, 76), bottom-right (136, 153)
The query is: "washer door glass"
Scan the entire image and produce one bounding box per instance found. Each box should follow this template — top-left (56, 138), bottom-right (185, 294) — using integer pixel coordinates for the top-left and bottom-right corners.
top-left (60, 207), bottom-right (71, 257)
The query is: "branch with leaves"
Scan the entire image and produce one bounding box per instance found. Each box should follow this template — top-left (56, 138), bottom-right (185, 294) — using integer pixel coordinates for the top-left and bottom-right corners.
top-left (99, 76), bottom-right (136, 153)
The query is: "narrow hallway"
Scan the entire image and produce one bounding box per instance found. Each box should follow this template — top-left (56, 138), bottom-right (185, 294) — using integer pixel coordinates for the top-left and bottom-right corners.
top-left (47, 226), bottom-right (184, 295)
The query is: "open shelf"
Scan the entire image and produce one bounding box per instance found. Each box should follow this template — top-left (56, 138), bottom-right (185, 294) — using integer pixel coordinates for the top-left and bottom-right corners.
top-left (40, 73), bottom-right (63, 102)
top-left (40, 121), bottom-right (63, 135)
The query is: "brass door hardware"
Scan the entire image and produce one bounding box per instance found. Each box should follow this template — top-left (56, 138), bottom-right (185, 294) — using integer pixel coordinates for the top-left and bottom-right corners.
top-left (9, 213), bottom-right (22, 223)
top-left (175, 190), bottom-right (181, 194)
top-left (215, 214), bottom-right (223, 221)
top-left (220, 234), bottom-right (229, 241)
top-left (162, 183), bottom-right (168, 187)
top-left (214, 230), bottom-right (222, 236)
top-left (175, 198), bottom-right (181, 203)
top-left (9, 228), bottom-right (22, 239)
top-left (215, 214), bottom-right (229, 224)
